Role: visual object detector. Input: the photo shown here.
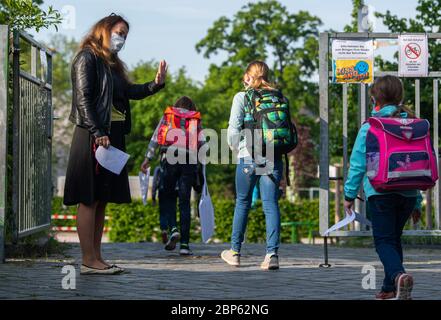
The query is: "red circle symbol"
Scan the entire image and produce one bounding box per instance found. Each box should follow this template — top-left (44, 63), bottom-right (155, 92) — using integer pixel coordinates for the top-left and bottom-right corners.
top-left (405, 43), bottom-right (421, 60)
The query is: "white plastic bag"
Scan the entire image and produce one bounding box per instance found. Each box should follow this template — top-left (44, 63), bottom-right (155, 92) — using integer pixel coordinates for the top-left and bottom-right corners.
top-left (198, 165), bottom-right (215, 242)
top-left (139, 168), bottom-right (150, 206)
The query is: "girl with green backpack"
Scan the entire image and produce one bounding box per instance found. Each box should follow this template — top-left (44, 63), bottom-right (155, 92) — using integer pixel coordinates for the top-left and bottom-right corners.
top-left (221, 61), bottom-right (297, 270)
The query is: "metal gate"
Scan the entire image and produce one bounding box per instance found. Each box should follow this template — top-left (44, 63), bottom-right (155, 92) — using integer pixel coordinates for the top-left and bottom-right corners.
top-left (11, 30), bottom-right (53, 240)
top-left (319, 32), bottom-right (441, 238)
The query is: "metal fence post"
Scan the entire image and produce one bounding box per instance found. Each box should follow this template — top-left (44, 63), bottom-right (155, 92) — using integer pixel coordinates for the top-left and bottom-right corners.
top-left (0, 25), bottom-right (9, 263)
top-left (434, 79), bottom-right (440, 230)
top-left (319, 32), bottom-right (331, 268)
top-left (12, 31), bottom-right (20, 243)
top-left (319, 32), bottom-right (329, 237)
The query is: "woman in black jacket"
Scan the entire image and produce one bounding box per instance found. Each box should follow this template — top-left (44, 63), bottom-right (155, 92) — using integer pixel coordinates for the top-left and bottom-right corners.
top-left (63, 14), bottom-right (167, 275)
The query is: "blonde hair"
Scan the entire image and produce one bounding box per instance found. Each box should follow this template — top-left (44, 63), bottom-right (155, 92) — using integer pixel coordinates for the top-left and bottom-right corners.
top-left (243, 60), bottom-right (277, 90)
top-left (80, 14), bottom-right (129, 80)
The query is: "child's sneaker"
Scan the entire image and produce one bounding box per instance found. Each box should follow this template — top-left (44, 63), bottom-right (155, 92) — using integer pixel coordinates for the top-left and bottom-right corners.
top-left (221, 249), bottom-right (240, 267)
top-left (161, 230), bottom-right (168, 244)
top-left (179, 244), bottom-right (193, 256)
top-left (261, 253), bottom-right (279, 270)
top-left (375, 291), bottom-right (396, 300)
top-left (395, 273), bottom-right (414, 300)
top-left (165, 228), bottom-right (180, 251)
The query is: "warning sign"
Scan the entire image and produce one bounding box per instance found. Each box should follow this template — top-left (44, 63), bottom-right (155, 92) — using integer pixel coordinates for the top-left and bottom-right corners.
top-left (332, 39), bottom-right (374, 84)
top-left (398, 34), bottom-right (428, 77)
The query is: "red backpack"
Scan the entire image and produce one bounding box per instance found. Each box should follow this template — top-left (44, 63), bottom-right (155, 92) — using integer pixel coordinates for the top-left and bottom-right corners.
top-left (157, 107), bottom-right (202, 152)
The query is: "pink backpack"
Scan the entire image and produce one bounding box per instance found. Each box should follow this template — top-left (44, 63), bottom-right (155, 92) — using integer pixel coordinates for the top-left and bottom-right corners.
top-left (366, 117), bottom-right (439, 192)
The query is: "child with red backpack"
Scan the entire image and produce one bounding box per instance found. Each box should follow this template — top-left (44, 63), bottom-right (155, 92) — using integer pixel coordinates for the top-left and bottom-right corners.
top-left (344, 75), bottom-right (438, 300)
top-left (141, 96), bottom-right (204, 255)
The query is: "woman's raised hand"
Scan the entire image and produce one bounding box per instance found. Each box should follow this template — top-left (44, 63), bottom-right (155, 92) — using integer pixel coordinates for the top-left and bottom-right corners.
top-left (154, 60), bottom-right (168, 85)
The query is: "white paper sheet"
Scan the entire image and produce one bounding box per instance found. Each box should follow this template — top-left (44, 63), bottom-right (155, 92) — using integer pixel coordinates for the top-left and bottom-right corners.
top-left (139, 168), bottom-right (150, 206)
top-left (322, 209), bottom-right (372, 236)
top-left (354, 211), bottom-right (372, 228)
top-left (198, 165), bottom-right (215, 243)
top-left (95, 146), bottom-right (130, 175)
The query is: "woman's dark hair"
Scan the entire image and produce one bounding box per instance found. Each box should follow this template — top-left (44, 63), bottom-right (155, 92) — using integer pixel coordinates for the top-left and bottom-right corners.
top-left (371, 75), bottom-right (415, 118)
top-left (174, 96), bottom-right (196, 111)
top-left (80, 13), bottom-right (130, 80)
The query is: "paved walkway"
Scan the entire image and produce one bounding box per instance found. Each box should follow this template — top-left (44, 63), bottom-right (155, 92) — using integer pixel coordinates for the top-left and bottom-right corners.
top-left (0, 243), bottom-right (440, 300)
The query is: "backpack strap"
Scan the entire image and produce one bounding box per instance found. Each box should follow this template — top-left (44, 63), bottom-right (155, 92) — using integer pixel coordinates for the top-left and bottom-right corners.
top-left (285, 153), bottom-right (291, 187)
top-left (244, 89), bottom-right (261, 121)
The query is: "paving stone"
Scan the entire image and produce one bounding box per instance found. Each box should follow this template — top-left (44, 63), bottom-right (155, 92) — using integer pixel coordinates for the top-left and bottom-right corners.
top-left (0, 243), bottom-right (440, 299)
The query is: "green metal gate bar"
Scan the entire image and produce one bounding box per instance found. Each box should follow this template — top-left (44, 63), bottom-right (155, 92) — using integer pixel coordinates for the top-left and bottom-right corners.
top-left (12, 30), bottom-right (53, 240)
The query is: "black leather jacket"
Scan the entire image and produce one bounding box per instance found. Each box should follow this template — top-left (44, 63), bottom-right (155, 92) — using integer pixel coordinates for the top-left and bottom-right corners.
top-left (69, 47), bottom-right (164, 137)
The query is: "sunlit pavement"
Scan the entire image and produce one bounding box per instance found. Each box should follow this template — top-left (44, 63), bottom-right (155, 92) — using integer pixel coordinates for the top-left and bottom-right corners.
top-left (0, 243), bottom-right (440, 300)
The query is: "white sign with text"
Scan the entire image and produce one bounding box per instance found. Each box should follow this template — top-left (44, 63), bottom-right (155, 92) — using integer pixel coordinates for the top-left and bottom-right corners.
top-left (398, 34), bottom-right (429, 77)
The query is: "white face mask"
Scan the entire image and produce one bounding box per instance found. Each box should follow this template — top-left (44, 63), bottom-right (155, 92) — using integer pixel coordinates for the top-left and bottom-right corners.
top-left (110, 33), bottom-right (125, 53)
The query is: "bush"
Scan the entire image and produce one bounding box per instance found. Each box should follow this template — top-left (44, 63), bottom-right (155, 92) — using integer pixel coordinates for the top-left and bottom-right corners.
top-left (52, 197), bottom-right (330, 243)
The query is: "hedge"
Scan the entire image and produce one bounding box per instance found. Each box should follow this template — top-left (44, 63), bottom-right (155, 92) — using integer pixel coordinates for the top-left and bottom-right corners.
top-left (52, 197), bottom-right (333, 243)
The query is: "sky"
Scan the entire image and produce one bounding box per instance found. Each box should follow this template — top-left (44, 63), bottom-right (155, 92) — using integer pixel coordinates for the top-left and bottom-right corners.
top-left (30, 0), bottom-right (420, 82)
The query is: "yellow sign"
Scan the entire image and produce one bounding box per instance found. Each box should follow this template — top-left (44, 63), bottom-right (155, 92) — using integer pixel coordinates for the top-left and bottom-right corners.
top-left (333, 59), bottom-right (373, 83)
top-left (331, 39), bottom-right (374, 84)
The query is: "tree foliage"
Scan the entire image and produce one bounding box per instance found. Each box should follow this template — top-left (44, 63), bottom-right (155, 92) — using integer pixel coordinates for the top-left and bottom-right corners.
top-left (0, 0), bottom-right (61, 31)
top-left (196, 0), bottom-right (323, 191)
top-left (376, 0), bottom-right (441, 133)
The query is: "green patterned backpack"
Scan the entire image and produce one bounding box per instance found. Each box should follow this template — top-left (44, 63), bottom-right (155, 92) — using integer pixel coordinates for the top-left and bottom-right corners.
top-left (243, 88), bottom-right (298, 184)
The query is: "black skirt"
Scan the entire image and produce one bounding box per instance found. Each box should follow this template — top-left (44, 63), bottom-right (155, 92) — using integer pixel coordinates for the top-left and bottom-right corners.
top-left (63, 121), bottom-right (131, 206)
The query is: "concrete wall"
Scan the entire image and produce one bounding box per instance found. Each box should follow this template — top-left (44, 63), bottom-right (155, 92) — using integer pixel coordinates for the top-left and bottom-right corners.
top-left (56, 176), bottom-right (152, 199)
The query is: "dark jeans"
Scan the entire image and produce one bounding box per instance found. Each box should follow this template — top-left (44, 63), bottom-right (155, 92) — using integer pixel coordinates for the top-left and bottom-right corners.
top-left (369, 194), bottom-right (416, 292)
top-left (158, 161), bottom-right (197, 245)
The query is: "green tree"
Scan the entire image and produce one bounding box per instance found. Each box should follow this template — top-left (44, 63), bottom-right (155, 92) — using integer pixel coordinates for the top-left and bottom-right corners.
top-left (47, 35), bottom-right (79, 180)
top-left (196, 0), bottom-right (323, 194)
top-left (196, 0), bottom-right (321, 103)
top-left (376, 0), bottom-right (441, 128)
top-left (0, 0), bottom-right (61, 31)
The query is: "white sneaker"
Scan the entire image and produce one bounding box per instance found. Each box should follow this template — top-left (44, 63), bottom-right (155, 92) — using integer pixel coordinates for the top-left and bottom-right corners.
top-left (221, 249), bottom-right (240, 267)
top-left (261, 254), bottom-right (279, 270)
top-left (179, 246), bottom-right (193, 256)
top-left (395, 273), bottom-right (414, 300)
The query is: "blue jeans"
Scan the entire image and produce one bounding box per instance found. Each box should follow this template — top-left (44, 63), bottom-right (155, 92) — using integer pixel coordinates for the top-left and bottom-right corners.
top-left (158, 162), bottom-right (197, 244)
top-left (369, 194), bottom-right (416, 292)
top-left (231, 157), bottom-right (283, 254)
